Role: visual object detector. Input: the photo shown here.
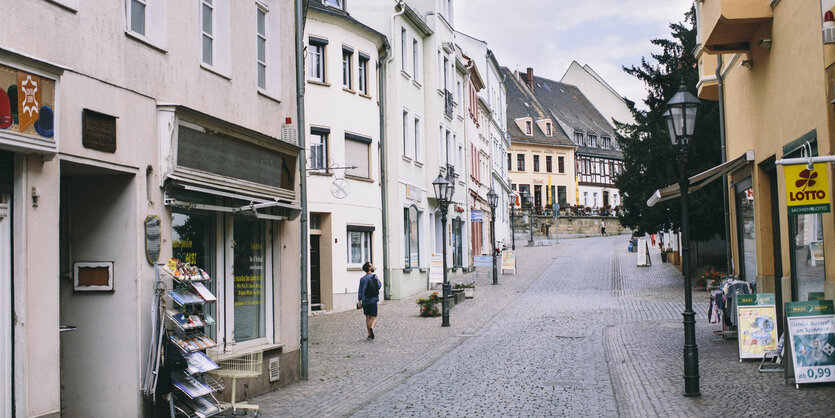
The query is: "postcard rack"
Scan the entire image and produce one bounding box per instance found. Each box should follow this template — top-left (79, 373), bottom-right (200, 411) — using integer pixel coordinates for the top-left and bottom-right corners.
top-left (161, 258), bottom-right (225, 418)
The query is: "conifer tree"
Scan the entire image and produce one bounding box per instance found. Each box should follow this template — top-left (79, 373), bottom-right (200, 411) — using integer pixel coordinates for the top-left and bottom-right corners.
top-left (615, 7), bottom-right (724, 242)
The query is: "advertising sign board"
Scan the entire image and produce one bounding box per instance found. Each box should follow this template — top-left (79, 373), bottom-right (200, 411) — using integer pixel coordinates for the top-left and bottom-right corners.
top-left (736, 293), bottom-right (778, 359)
top-left (786, 300), bottom-right (835, 384)
top-left (785, 163), bottom-right (831, 215)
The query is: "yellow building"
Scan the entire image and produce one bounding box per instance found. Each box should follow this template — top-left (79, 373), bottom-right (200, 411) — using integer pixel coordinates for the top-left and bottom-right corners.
top-left (503, 68), bottom-right (576, 210)
top-left (694, 0), bottom-right (835, 317)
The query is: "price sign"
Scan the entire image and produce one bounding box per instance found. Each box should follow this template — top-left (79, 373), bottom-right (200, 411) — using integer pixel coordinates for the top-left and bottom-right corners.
top-left (786, 300), bottom-right (835, 384)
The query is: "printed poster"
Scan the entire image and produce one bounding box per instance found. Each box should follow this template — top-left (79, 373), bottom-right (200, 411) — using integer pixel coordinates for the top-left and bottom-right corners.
top-left (501, 250), bottom-right (516, 274)
top-left (786, 300), bottom-right (835, 384)
top-left (0, 63), bottom-right (55, 139)
top-left (736, 294), bottom-right (778, 359)
top-left (429, 253), bottom-right (443, 284)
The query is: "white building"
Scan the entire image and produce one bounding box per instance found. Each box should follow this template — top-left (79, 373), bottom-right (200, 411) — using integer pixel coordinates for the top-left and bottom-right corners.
top-left (0, 1), bottom-right (302, 416)
top-left (303, 1), bottom-right (387, 312)
top-left (352, 0), bottom-right (469, 300)
top-left (456, 32), bottom-right (510, 249)
top-left (561, 61), bottom-right (635, 127)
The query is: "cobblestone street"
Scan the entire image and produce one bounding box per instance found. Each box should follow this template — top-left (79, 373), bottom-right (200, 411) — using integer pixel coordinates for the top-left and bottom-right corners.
top-left (253, 235), bottom-right (835, 417)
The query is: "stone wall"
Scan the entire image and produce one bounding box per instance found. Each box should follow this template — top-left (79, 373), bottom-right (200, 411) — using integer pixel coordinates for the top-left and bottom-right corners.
top-left (512, 214), bottom-right (626, 238)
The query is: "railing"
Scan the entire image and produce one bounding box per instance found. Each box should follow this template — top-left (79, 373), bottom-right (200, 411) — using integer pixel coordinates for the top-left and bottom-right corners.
top-left (444, 90), bottom-right (454, 119)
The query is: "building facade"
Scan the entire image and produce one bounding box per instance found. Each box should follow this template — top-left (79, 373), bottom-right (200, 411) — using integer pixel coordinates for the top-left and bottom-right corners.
top-left (0, 0), bottom-right (301, 416)
top-left (503, 68), bottom-right (577, 212)
top-left (519, 69), bottom-right (623, 212)
top-left (693, 0), bottom-right (835, 325)
top-left (561, 61), bottom-right (636, 127)
top-left (303, 1), bottom-right (387, 313)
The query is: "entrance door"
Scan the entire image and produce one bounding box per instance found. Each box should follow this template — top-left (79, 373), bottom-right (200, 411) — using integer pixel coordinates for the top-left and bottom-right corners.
top-left (0, 190), bottom-right (11, 418)
top-left (735, 179), bottom-right (757, 283)
top-left (310, 235), bottom-right (321, 310)
top-left (603, 191), bottom-right (610, 207)
top-left (452, 218), bottom-right (463, 268)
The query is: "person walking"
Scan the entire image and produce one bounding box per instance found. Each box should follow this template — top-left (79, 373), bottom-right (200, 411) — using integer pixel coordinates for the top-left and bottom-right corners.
top-left (600, 219), bottom-right (607, 236)
top-left (357, 261), bottom-right (381, 340)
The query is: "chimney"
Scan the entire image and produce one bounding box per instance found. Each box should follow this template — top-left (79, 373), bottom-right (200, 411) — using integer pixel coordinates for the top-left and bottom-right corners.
top-left (526, 67), bottom-right (534, 92)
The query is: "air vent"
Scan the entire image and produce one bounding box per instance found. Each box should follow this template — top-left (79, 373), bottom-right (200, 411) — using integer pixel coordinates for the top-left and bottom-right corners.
top-left (269, 356), bottom-right (280, 382)
top-left (824, 27), bottom-right (835, 44)
top-left (281, 125), bottom-right (298, 146)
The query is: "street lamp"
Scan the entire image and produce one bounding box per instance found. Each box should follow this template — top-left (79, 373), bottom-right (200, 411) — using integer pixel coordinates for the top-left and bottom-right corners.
top-left (509, 193), bottom-right (517, 251)
top-left (487, 188), bottom-right (499, 285)
top-left (432, 173), bottom-right (454, 327)
top-left (664, 82), bottom-right (701, 397)
top-left (522, 190), bottom-right (534, 246)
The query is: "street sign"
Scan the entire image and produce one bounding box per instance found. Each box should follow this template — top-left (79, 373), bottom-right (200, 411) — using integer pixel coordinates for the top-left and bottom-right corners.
top-left (470, 210), bottom-right (484, 222)
top-left (785, 163), bottom-right (831, 214)
top-left (786, 300), bottom-right (835, 385)
top-left (736, 293), bottom-right (778, 359)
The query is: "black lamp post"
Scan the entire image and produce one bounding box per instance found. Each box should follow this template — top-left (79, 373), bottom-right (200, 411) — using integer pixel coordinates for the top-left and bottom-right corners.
top-left (664, 82), bottom-right (701, 397)
top-left (433, 173), bottom-right (454, 327)
top-left (522, 190), bottom-right (533, 246)
top-left (487, 188), bottom-right (499, 285)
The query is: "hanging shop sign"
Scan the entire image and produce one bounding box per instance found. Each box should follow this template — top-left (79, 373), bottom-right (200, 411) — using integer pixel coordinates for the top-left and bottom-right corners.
top-left (785, 163), bottom-right (831, 214)
top-left (144, 215), bottom-right (161, 264)
top-left (470, 210), bottom-right (483, 222)
top-left (736, 293), bottom-right (778, 360)
top-left (786, 300), bottom-right (835, 384)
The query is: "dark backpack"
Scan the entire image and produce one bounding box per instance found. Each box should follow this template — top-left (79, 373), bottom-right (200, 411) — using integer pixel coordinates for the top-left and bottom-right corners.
top-left (363, 275), bottom-right (379, 299)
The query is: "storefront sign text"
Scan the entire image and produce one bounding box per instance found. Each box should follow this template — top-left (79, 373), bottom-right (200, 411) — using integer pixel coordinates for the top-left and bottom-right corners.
top-left (785, 163), bottom-right (831, 214)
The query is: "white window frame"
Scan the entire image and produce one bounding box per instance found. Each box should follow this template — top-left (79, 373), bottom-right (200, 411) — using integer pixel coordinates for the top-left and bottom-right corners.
top-left (128, 0), bottom-right (147, 35)
top-left (347, 229), bottom-right (372, 266)
top-left (218, 217), bottom-right (275, 351)
top-left (414, 116), bottom-right (422, 163)
top-left (342, 47), bottom-right (353, 89)
top-left (310, 129), bottom-right (328, 171)
top-left (412, 38), bottom-right (420, 82)
top-left (256, 5), bottom-right (267, 89)
top-left (401, 27), bottom-right (408, 74)
top-left (308, 38), bottom-right (326, 82)
top-left (323, 0), bottom-right (343, 9)
top-left (124, 0), bottom-right (167, 50)
top-left (201, 0), bottom-right (215, 66)
top-left (358, 55), bottom-right (369, 95)
top-left (402, 109), bottom-right (410, 158)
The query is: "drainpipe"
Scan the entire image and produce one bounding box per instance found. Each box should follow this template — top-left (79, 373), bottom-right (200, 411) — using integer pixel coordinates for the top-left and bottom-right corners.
top-left (379, 36), bottom-right (391, 299)
top-left (295, 0), bottom-right (310, 381)
top-left (716, 54), bottom-right (732, 276)
top-left (379, 1), bottom-right (404, 300)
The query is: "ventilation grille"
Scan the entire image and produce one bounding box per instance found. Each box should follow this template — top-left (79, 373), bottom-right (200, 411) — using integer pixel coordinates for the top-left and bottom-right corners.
top-left (281, 125), bottom-right (298, 146)
top-left (268, 356), bottom-right (280, 382)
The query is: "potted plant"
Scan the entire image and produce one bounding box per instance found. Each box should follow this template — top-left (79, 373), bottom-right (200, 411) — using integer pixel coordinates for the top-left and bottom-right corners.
top-left (416, 293), bottom-right (441, 317)
top-left (454, 282), bottom-right (475, 298)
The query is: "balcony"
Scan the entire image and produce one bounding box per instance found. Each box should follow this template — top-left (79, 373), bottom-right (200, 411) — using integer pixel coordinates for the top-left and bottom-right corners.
top-left (444, 90), bottom-right (454, 119)
top-left (699, 0), bottom-right (772, 53)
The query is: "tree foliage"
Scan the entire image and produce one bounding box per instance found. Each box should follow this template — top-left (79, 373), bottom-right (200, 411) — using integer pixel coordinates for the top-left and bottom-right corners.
top-left (615, 7), bottom-right (725, 242)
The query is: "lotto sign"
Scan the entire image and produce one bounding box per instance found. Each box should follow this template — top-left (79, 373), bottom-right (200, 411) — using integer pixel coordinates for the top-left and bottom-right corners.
top-left (736, 294), bottom-right (778, 359)
top-left (785, 163), bottom-right (831, 214)
top-left (786, 300), bottom-right (835, 384)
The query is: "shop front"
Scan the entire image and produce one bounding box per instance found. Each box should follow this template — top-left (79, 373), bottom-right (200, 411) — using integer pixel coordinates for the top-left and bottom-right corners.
top-left (159, 105), bottom-right (302, 398)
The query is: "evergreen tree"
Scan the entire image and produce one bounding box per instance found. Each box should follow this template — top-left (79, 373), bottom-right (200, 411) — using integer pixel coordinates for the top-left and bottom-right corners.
top-left (615, 7), bottom-right (724, 242)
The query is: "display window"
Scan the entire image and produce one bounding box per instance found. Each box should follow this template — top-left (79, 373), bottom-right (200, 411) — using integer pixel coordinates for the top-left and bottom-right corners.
top-left (171, 210), bottom-right (275, 351)
top-left (791, 213), bottom-right (825, 301)
top-left (735, 182), bottom-right (757, 283)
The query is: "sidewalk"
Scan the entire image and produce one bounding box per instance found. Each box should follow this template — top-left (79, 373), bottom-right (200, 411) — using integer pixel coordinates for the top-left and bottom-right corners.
top-left (253, 245), bottom-right (563, 417)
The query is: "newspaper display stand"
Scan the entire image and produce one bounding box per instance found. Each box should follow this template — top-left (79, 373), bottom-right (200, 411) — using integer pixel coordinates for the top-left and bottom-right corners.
top-left (161, 258), bottom-right (225, 418)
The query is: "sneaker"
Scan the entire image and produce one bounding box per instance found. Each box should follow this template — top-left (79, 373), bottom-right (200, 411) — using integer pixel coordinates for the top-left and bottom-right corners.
top-left (366, 335), bottom-right (373, 340)
top-left (369, 328), bottom-right (375, 339)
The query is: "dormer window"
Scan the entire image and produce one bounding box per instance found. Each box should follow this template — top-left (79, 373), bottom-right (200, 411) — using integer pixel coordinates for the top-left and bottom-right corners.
top-left (323, 0), bottom-right (343, 10)
top-left (574, 132), bottom-right (584, 145)
top-left (525, 121), bottom-right (532, 135)
top-left (546, 123), bottom-right (552, 136)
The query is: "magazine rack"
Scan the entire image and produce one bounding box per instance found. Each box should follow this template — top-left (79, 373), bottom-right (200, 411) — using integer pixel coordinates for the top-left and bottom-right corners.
top-left (210, 352), bottom-right (263, 416)
top-left (161, 259), bottom-right (225, 418)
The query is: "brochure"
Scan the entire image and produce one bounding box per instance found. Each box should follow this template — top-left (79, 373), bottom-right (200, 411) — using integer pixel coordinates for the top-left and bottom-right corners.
top-left (184, 351), bottom-right (220, 375)
top-left (171, 371), bottom-right (213, 398)
top-left (168, 289), bottom-right (204, 306)
top-left (190, 282), bottom-right (217, 302)
top-left (179, 395), bottom-right (221, 418)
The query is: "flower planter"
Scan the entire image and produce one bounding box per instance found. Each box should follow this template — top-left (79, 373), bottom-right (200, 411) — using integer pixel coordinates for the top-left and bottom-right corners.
top-left (464, 288), bottom-right (474, 298)
top-left (452, 289), bottom-right (465, 303)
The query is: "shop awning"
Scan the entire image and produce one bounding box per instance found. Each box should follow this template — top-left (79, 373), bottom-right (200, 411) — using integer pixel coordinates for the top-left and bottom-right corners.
top-left (647, 150), bottom-right (754, 207)
top-left (165, 182), bottom-right (302, 221)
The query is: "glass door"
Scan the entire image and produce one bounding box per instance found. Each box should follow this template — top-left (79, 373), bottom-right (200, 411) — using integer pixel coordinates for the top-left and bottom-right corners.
top-left (735, 181), bottom-right (757, 284)
top-left (231, 217), bottom-right (267, 343)
top-left (790, 213), bottom-right (825, 301)
top-left (171, 212), bottom-right (216, 340)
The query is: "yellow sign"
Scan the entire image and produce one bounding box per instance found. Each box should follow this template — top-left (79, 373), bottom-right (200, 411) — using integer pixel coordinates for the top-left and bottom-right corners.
top-left (738, 305), bottom-right (778, 359)
top-left (785, 163), bottom-right (831, 214)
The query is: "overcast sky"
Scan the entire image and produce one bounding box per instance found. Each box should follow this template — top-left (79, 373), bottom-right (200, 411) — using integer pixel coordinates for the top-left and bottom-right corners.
top-left (454, 0), bottom-right (693, 109)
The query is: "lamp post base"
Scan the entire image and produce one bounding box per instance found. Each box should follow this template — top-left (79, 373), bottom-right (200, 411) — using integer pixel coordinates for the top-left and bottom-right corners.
top-left (441, 281), bottom-right (451, 327)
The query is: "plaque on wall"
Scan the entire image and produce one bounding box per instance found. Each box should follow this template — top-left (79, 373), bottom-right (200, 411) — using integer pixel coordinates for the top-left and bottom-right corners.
top-left (73, 261), bottom-right (114, 292)
top-left (82, 109), bottom-right (117, 153)
top-left (145, 215), bottom-right (161, 264)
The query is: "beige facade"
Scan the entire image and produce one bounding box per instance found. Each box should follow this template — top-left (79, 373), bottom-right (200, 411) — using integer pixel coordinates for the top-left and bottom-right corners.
top-left (0, 0), bottom-right (301, 416)
top-left (695, 0), bottom-right (835, 319)
top-left (507, 144), bottom-right (576, 209)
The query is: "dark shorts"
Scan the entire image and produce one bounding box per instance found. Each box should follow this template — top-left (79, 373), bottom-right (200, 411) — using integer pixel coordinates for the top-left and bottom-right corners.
top-left (362, 303), bottom-right (378, 317)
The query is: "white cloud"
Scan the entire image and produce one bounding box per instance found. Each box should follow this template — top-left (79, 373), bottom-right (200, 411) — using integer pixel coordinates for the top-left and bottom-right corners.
top-left (454, 0), bottom-right (692, 109)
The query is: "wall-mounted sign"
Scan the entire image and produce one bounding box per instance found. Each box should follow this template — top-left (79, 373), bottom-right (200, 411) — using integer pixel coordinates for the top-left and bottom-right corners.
top-left (429, 253), bottom-right (443, 284)
top-left (145, 215), bottom-right (161, 264)
top-left (82, 109), bottom-right (117, 153)
top-left (785, 163), bottom-right (831, 214)
top-left (786, 300), bottom-right (835, 385)
top-left (74, 261), bottom-right (115, 292)
top-left (737, 293), bottom-right (778, 360)
top-left (470, 210), bottom-right (483, 222)
top-left (0, 63), bottom-right (56, 139)
top-left (473, 255), bottom-right (492, 266)
top-left (405, 184), bottom-right (422, 202)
